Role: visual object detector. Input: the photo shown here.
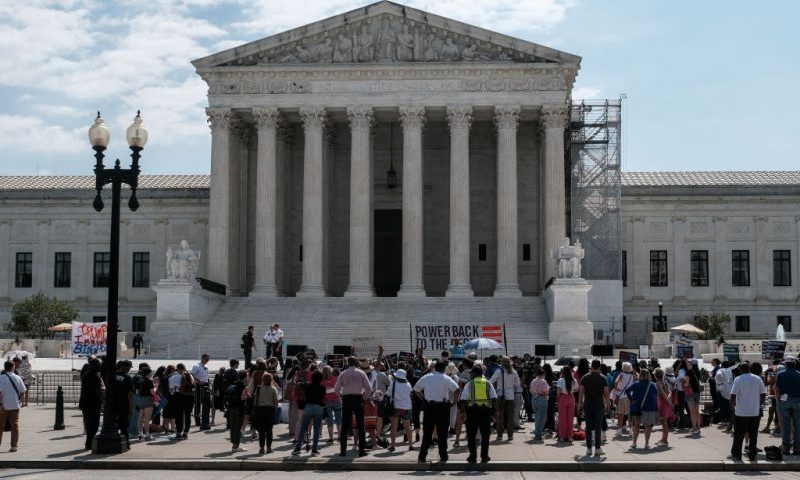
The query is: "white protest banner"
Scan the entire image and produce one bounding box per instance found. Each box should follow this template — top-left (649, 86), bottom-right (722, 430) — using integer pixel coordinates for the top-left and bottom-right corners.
top-left (71, 321), bottom-right (108, 356)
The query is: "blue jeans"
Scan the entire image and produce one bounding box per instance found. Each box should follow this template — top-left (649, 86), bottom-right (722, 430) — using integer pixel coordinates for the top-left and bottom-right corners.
top-left (294, 403), bottom-right (324, 452)
top-left (533, 396), bottom-right (548, 437)
top-left (326, 399), bottom-right (342, 428)
top-left (584, 403), bottom-right (605, 449)
top-left (779, 399), bottom-right (800, 450)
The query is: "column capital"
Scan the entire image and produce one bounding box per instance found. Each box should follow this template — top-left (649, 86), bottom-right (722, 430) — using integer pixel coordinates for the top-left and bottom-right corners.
top-left (206, 107), bottom-right (234, 132)
top-left (494, 105), bottom-right (520, 131)
top-left (346, 105), bottom-right (374, 129)
top-left (446, 105), bottom-right (472, 130)
top-left (253, 107), bottom-right (282, 130)
top-left (299, 106), bottom-right (327, 129)
top-left (399, 105), bottom-right (426, 129)
top-left (541, 104), bottom-right (569, 130)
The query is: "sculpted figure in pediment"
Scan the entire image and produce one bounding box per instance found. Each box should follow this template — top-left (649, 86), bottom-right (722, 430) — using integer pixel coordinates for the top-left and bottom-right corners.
top-left (439, 36), bottom-right (460, 61)
top-left (395, 22), bottom-right (414, 62)
top-left (375, 17), bottom-right (396, 61)
top-left (354, 24), bottom-right (375, 62)
top-left (422, 32), bottom-right (438, 61)
top-left (333, 32), bottom-right (354, 63)
top-left (315, 36), bottom-right (333, 63)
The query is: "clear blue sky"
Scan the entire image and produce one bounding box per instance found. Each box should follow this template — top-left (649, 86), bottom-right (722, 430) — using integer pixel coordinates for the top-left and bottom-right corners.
top-left (0, 1), bottom-right (797, 175)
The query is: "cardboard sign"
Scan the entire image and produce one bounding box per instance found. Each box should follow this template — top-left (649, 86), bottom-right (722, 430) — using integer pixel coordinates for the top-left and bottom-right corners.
top-left (71, 321), bottom-right (107, 356)
top-left (676, 344), bottom-right (694, 359)
top-left (384, 353), bottom-right (398, 368)
top-left (351, 336), bottom-right (380, 358)
top-left (723, 343), bottom-right (740, 363)
top-left (762, 341), bottom-right (787, 361)
top-left (398, 351), bottom-right (415, 364)
top-left (619, 351), bottom-right (638, 364)
top-left (324, 354), bottom-right (344, 369)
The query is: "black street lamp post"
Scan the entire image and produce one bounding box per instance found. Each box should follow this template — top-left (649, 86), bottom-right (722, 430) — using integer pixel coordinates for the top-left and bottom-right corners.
top-left (88, 111), bottom-right (148, 454)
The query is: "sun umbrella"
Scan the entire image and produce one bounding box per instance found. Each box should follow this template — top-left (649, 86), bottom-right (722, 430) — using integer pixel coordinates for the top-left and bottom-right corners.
top-left (48, 323), bottom-right (73, 332)
top-left (463, 338), bottom-right (504, 350)
top-left (670, 324), bottom-right (705, 335)
top-left (3, 350), bottom-right (35, 361)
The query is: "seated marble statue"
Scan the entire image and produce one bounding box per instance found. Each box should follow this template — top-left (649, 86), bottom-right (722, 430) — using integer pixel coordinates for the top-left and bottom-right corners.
top-left (556, 237), bottom-right (584, 279)
top-left (165, 240), bottom-right (201, 281)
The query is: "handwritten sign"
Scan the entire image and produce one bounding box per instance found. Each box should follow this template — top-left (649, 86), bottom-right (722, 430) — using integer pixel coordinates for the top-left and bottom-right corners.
top-left (324, 354), bottom-right (344, 369)
top-left (676, 344), bottom-right (694, 359)
top-left (723, 343), bottom-right (740, 363)
top-left (398, 351), bottom-right (415, 365)
top-left (413, 324), bottom-right (503, 354)
top-left (71, 321), bottom-right (107, 356)
top-left (619, 351), bottom-right (638, 364)
top-left (384, 353), bottom-right (398, 368)
top-left (762, 341), bottom-right (787, 361)
top-left (351, 336), bottom-right (380, 358)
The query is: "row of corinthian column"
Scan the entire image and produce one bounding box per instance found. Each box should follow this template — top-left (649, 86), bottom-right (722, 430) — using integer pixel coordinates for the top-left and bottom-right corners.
top-left (205, 104), bottom-right (569, 297)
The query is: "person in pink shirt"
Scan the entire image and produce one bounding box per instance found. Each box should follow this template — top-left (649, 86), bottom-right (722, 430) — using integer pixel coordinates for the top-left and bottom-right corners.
top-left (321, 366), bottom-right (341, 442)
top-left (334, 357), bottom-right (372, 457)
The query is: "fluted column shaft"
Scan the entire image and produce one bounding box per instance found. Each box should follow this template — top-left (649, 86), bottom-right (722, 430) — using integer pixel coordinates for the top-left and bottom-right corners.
top-left (345, 106), bottom-right (375, 296)
top-left (298, 107), bottom-right (327, 296)
top-left (398, 106), bottom-right (426, 296)
top-left (495, 105), bottom-right (522, 296)
top-left (251, 108), bottom-right (281, 296)
top-left (206, 107), bottom-right (233, 292)
top-left (542, 104), bottom-right (569, 281)
top-left (446, 105), bottom-right (474, 297)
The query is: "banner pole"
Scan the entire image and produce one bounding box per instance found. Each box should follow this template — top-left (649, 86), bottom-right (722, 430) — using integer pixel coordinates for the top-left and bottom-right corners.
top-left (503, 323), bottom-right (508, 355)
top-left (409, 323), bottom-right (412, 352)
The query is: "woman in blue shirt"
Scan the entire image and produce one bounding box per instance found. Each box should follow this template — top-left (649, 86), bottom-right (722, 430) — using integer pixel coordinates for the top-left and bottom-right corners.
top-left (626, 369), bottom-right (659, 450)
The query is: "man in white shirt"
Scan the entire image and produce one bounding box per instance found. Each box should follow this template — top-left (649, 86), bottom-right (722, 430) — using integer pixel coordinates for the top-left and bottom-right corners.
top-left (414, 360), bottom-right (459, 463)
top-left (191, 353), bottom-right (211, 429)
top-left (729, 362), bottom-right (766, 461)
top-left (714, 360), bottom-right (734, 428)
top-left (263, 324), bottom-right (284, 363)
top-left (489, 357), bottom-right (521, 441)
top-left (0, 360), bottom-right (27, 452)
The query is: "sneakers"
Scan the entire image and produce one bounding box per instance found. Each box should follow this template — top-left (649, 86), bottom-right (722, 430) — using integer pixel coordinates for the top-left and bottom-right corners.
top-left (292, 449), bottom-right (301, 456)
top-left (9, 447), bottom-right (17, 453)
top-left (259, 448), bottom-right (265, 454)
top-left (586, 448), bottom-right (593, 456)
top-left (466, 456), bottom-right (477, 463)
top-left (595, 448), bottom-right (605, 457)
top-left (232, 446), bottom-right (247, 452)
top-left (630, 443), bottom-right (638, 450)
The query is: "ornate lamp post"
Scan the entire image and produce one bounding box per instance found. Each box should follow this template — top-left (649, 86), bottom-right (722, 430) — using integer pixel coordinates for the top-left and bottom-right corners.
top-left (88, 111), bottom-right (148, 454)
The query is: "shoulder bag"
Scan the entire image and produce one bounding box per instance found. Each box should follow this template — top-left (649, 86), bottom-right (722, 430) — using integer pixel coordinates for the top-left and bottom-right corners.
top-left (385, 381), bottom-right (396, 417)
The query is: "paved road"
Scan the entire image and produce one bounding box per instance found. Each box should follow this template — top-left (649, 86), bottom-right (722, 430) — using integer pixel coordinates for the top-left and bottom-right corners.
top-left (4, 471), bottom-right (800, 480)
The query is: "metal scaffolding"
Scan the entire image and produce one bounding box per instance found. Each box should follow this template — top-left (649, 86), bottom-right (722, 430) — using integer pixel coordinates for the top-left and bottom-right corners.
top-left (568, 100), bottom-right (622, 280)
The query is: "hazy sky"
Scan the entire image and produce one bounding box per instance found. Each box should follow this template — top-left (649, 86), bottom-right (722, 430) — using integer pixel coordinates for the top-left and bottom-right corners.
top-left (0, 1), bottom-right (797, 175)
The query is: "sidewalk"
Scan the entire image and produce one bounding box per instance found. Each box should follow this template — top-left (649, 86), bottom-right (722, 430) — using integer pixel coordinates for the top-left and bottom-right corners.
top-left (0, 406), bottom-right (796, 472)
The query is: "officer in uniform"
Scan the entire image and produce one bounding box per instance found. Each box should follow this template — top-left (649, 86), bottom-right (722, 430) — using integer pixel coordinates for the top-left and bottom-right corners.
top-left (460, 365), bottom-right (498, 463)
top-left (191, 353), bottom-right (211, 429)
top-left (413, 360), bottom-right (459, 463)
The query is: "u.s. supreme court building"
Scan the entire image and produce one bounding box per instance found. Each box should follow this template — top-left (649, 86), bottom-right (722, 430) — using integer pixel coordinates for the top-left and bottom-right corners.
top-left (1, 2), bottom-right (798, 358)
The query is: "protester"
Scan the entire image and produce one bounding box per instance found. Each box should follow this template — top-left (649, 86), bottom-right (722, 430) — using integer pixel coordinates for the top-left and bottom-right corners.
top-left (169, 363), bottom-right (194, 440)
top-left (715, 361), bottom-right (734, 429)
top-left (134, 363), bottom-right (155, 440)
top-left (17, 355), bottom-right (33, 407)
top-left (321, 366), bottom-right (342, 443)
top-left (293, 370), bottom-right (326, 455)
top-left (460, 365), bottom-right (497, 463)
top-left (775, 355), bottom-right (800, 455)
top-left (225, 370), bottom-right (249, 452)
top-left (653, 367), bottom-right (673, 447)
top-left (543, 363), bottom-right (557, 434)
top-left (556, 365), bottom-right (577, 442)
top-left (414, 360), bottom-right (459, 463)
top-left (0, 360), bottom-right (26, 452)
top-left (368, 351), bottom-right (391, 446)
top-left (490, 356), bottom-right (521, 441)
top-left (252, 372), bottom-right (279, 454)
top-left (684, 359), bottom-right (703, 434)
top-left (212, 366), bottom-right (226, 425)
top-left (79, 356), bottom-right (103, 450)
top-left (612, 362), bottom-right (636, 436)
top-left (626, 369), bottom-right (658, 450)
top-left (529, 367), bottom-right (549, 440)
top-left (334, 356), bottom-right (372, 457)
top-left (112, 360), bottom-right (134, 449)
top-left (764, 359), bottom-right (781, 434)
top-left (578, 359), bottom-right (609, 457)
top-left (386, 368), bottom-right (414, 452)
top-left (729, 362), bottom-right (766, 461)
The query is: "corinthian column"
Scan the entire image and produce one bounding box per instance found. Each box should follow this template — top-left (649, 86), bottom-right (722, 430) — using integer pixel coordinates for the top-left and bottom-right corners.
top-left (345, 105), bottom-right (375, 296)
top-left (494, 105), bottom-right (522, 296)
top-left (398, 105), bottom-right (426, 297)
top-left (206, 107), bottom-right (233, 292)
top-left (446, 105), bottom-right (473, 297)
top-left (251, 107), bottom-right (281, 297)
top-left (541, 104), bottom-right (569, 281)
top-left (297, 106), bottom-right (327, 297)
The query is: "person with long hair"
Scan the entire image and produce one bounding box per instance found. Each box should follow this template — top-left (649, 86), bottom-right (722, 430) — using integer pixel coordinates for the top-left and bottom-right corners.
top-left (683, 359), bottom-right (702, 433)
top-left (135, 364), bottom-right (155, 440)
top-left (626, 369), bottom-right (658, 450)
top-left (252, 372), bottom-right (279, 454)
top-left (386, 368), bottom-right (414, 452)
top-left (543, 363), bottom-right (557, 433)
top-left (321, 366), bottom-right (342, 443)
top-left (574, 358), bottom-right (590, 430)
top-left (653, 367), bottom-right (673, 447)
top-left (613, 362), bottom-right (637, 436)
top-left (557, 366), bottom-right (577, 442)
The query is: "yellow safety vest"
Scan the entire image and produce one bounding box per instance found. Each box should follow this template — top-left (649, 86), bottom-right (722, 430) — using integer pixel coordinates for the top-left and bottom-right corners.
top-left (469, 377), bottom-right (490, 407)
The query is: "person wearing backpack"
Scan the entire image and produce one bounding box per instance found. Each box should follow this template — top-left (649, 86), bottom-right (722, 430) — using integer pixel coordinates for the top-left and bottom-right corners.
top-left (225, 370), bottom-right (249, 452)
top-left (168, 364), bottom-right (194, 440)
top-left (715, 361), bottom-right (734, 429)
top-left (0, 360), bottom-right (27, 452)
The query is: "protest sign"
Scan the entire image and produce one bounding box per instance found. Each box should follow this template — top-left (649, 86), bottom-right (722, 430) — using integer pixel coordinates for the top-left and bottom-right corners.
top-left (324, 354), bottom-right (344, 369)
top-left (723, 343), bottom-right (740, 363)
top-left (71, 321), bottom-right (108, 356)
top-left (413, 324), bottom-right (504, 354)
top-left (384, 353), bottom-right (398, 368)
top-left (619, 350), bottom-right (638, 364)
top-left (762, 341), bottom-right (787, 361)
top-left (676, 344), bottom-right (694, 359)
top-left (398, 351), bottom-right (415, 364)
top-left (351, 336), bottom-right (380, 358)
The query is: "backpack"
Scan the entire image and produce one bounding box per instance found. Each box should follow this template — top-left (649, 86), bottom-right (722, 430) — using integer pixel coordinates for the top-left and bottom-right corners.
top-left (180, 372), bottom-right (195, 396)
top-left (132, 374), bottom-right (143, 393)
top-left (224, 383), bottom-right (242, 411)
top-left (294, 371), bottom-right (307, 403)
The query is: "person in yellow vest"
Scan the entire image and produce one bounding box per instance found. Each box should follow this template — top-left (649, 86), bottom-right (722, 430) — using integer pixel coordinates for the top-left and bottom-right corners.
top-left (459, 365), bottom-right (498, 463)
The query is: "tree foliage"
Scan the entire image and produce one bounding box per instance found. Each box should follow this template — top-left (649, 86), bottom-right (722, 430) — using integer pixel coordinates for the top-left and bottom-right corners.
top-left (693, 312), bottom-right (731, 344)
top-left (7, 292), bottom-right (79, 339)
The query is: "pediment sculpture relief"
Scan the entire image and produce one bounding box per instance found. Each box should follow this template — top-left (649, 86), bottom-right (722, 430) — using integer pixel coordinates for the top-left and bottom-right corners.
top-left (218, 15), bottom-right (555, 67)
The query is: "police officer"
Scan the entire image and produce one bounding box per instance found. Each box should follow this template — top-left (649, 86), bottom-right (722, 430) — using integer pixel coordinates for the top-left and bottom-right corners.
top-left (413, 360), bottom-right (459, 463)
top-left (191, 353), bottom-right (211, 429)
top-left (460, 365), bottom-right (497, 463)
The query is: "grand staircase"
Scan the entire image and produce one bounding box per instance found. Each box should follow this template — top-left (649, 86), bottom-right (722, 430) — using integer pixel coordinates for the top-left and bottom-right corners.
top-left (160, 296), bottom-right (551, 360)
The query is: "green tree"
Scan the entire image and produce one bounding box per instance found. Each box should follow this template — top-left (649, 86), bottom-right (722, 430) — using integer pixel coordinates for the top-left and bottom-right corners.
top-left (693, 312), bottom-right (731, 345)
top-left (6, 292), bottom-right (79, 339)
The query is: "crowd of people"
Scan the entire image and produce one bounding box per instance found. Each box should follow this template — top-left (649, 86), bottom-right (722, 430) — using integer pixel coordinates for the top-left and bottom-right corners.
top-left (67, 340), bottom-right (800, 464)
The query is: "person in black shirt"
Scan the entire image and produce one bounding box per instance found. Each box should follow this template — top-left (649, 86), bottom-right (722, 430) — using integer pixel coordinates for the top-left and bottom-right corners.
top-left (79, 356), bottom-right (103, 450)
top-left (241, 326), bottom-right (256, 368)
top-left (292, 370), bottom-right (326, 455)
top-left (132, 333), bottom-right (144, 358)
top-left (112, 360), bottom-right (134, 449)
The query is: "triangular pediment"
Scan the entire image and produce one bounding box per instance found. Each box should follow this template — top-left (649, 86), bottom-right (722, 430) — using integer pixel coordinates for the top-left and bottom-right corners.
top-left (193, 1), bottom-right (580, 69)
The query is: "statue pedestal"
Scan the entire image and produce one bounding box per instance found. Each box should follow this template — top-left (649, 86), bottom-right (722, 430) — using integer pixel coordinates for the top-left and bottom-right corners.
top-left (545, 278), bottom-right (594, 356)
top-left (150, 279), bottom-right (224, 351)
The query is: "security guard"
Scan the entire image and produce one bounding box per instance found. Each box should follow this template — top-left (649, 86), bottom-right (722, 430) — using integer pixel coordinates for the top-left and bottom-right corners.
top-left (460, 365), bottom-right (498, 463)
top-left (413, 360), bottom-right (459, 463)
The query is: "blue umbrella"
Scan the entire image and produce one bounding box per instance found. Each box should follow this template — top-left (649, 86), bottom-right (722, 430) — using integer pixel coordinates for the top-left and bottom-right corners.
top-left (463, 338), bottom-right (504, 351)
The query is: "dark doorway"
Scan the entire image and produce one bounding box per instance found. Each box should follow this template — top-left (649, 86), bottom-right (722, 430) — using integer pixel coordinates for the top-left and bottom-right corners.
top-left (374, 209), bottom-right (402, 297)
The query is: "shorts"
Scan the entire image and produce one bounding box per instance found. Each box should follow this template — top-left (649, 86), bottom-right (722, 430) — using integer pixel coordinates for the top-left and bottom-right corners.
top-left (392, 408), bottom-right (412, 420)
top-left (376, 399), bottom-right (386, 417)
top-left (616, 396), bottom-right (630, 415)
top-left (686, 392), bottom-right (700, 403)
top-left (631, 411), bottom-right (658, 427)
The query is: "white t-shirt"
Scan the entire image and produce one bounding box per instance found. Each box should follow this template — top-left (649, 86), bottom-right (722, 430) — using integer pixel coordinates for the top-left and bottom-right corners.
top-left (191, 362), bottom-right (209, 383)
top-left (0, 371), bottom-right (26, 410)
top-left (413, 372), bottom-right (458, 403)
top-left (731, 373), bottom-right (766, 417)
top-left (675, 368), bottom-right (686, 392)
top-left (387, 380), bottom-right (413, 410)
top-left (264, 329), bottom-right (284, 344)
top-left (715, 368), bottom-right (733, 400)
top-left (556, 377), bottom-right (578, 394)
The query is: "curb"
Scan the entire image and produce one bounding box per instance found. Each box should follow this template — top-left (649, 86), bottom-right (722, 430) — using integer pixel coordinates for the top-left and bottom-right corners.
top-left (0, 459), bottom-right (798, 472)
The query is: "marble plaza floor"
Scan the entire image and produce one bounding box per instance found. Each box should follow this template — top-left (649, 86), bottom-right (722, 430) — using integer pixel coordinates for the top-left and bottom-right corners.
top-left (0, 406), bottom-right (797, 472)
